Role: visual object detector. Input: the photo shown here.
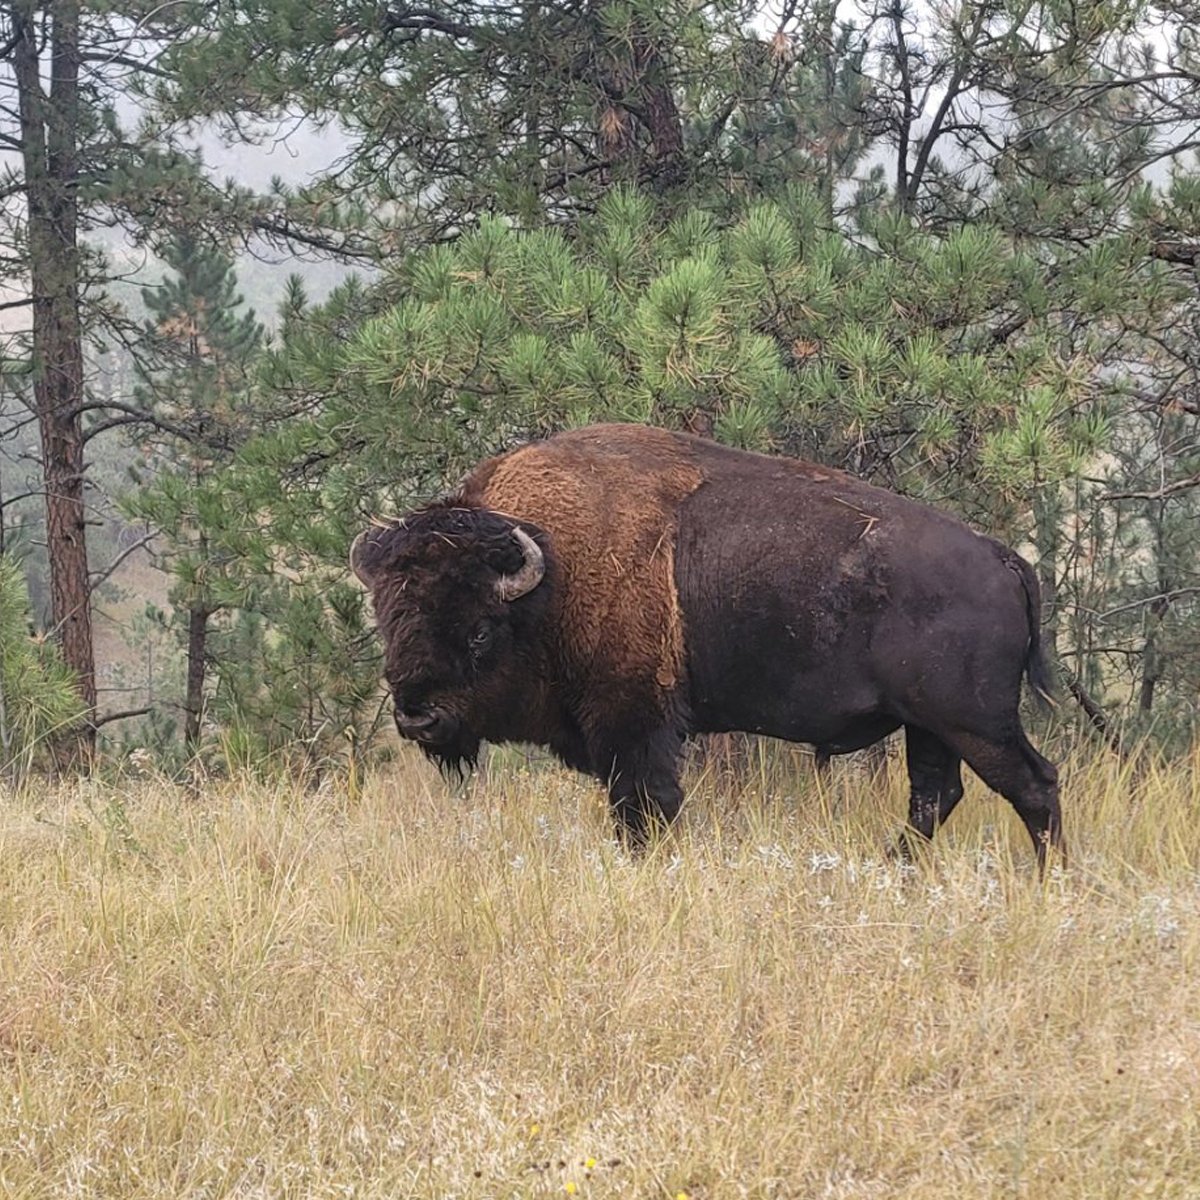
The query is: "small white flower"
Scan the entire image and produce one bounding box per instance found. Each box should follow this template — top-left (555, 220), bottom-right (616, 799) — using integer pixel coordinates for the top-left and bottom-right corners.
top-left (756, 843), bottom-right (794, 869)
top-left (808, 850), bottom-right (841, 874)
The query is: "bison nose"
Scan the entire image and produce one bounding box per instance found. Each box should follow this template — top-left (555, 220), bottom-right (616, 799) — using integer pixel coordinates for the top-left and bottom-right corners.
top-left (395, 706), bottom-right (438, 738)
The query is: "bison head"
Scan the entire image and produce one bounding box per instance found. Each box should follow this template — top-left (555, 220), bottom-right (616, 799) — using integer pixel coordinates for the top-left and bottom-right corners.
top-left (351, 506), bottom-right (551, 773)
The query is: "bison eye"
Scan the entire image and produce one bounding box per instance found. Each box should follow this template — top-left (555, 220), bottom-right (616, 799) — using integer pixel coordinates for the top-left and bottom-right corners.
top-left (468, 622), bottom-right (493, 658)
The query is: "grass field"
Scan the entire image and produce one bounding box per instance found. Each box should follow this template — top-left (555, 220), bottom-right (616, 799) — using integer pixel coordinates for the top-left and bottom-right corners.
top-left (1, 743), bottom-right (1198, 1198)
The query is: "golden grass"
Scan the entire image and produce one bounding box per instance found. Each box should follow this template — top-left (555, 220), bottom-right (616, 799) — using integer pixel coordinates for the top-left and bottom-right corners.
top-left (1, 743), bottom-right (1199, 1198)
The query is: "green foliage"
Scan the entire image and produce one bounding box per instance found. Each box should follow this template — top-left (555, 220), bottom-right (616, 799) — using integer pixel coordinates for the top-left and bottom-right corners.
top-left (115, 0), bottom-right (1200, 755)
top-left (120, 235), bottom-right (267, 756)
top-left (197, 581), bottom-right (386, 773)
top-left (214, 189), bottom-right (1118, 594)
top-left (151, 0), bottom-right (768, 247)
top-left (0, 557), bottom-right (87, 784)
top-left (120, 249), bottom-right (390, 766)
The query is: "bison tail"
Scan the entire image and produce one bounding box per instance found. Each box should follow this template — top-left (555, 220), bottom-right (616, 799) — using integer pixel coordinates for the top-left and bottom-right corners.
top-left (1011, 552), bottom-right (1058, 709)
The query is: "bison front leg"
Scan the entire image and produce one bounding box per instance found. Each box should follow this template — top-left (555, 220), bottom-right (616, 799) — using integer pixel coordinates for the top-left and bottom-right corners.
top-left (600, 726), bottom-right (685, 849)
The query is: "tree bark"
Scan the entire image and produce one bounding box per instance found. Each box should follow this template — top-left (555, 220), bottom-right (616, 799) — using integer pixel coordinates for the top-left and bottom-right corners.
top-left (592, 11), bottom-right (685, 189)
top-left (184, 603), bottom-right (211, 752)
top-left (1139, 502), bottom-right (1171, 714)
top-left (889, 0), bottom-right (912, 210)
top-left (0, 652), bottom-right (14, 787)
top-left (632, 32), bottom-right (684, 187)
top-left (1032, 487), bottom-right (1060, 675)
top-left (13, 0), bottom-right (95, 757)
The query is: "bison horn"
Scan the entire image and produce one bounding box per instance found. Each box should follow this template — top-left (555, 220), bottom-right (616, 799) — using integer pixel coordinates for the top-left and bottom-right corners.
top-left (349, 530), bottom-right (374, 588)
top-left (495, 527), bottom-right (545, 601)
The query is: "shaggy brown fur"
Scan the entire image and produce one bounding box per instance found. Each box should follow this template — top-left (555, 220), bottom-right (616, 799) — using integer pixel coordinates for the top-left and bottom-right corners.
top-left (460, 425), bottom-right (704, 723)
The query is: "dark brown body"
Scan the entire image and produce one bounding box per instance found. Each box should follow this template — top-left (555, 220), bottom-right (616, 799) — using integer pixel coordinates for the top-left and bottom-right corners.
top-left (352, 424), bottom-right (1062, 865)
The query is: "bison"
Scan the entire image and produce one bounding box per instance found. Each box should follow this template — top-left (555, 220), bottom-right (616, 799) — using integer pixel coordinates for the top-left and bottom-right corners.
top-left (351, 424), bottom-right (1063, 866)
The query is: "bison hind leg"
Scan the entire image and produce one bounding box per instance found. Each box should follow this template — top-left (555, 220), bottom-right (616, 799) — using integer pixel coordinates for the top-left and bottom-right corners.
top-left (894, 725), bottom-right (965, 861)
top-left (945, 727), bottom-right (1064, 873)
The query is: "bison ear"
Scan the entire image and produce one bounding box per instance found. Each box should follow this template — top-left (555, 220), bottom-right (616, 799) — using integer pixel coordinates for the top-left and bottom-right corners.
top-left (350, 530), bottom-right (381, 589)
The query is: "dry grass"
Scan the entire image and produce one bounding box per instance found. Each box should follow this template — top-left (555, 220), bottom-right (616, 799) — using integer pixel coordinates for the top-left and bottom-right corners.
top-left (1, 743), bottom-right (1199, 1198)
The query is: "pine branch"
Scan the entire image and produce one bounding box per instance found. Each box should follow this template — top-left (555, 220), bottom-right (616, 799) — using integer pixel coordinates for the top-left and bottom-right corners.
top-left (0, 488), bottom-right (49, 510)
top-left (700, 94), bottom-right (741, 153)
top-left (249, 214), bottom-right (378, 261)
top-left (1149, 240), bottom-right (1200, 267)
top-left (1123, 379), bottom-right (1200, 417)
top-left (1100, 474), bottom-right (1200, 502)
top-left (988, 313), bottom-right (1028, 346)
top-left (541, 156), bottom-right (613, 193)
top-left (77, 401), bottom-right (200, 446)
top-left (381, 6), bottom-right (482, 42)
top-left (79, 51), bottom-right (171, 79)
top-left (904, 6), bottom-right (987, 208)
top-left (91, 706), bottom-right (153, 729)
top-left (888, 0), bottom-right (913, 205)
top-left (88, 530), bottom-right (156, 596)
top-left (0, 410), bottom-right (47, 441)
top-left (1099, 588), bottom-right (1200, 620)
top-left (1065, 676), bottom-right (1124, 757)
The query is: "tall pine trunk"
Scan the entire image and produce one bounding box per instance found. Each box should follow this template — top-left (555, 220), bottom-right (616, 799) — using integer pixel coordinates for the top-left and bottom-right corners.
top-left (13, 0), bottom-right (95, 757)
top-left (1139, 498), bottom-right (1170, 715)
top-left (184, 604), bottom-right (210, 752)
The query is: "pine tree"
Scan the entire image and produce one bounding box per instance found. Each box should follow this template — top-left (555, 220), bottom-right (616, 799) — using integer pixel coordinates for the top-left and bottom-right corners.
top-left (150, 0), bottom-right (812, 242)
top-left (5, 0), bottom-right (94, 754)
top-left (328, 190), bottom-right (1108, 520)
top-left (123, 233), bottom-right (264, 754)
top-left (119, 269), bottom-right (387, 771)
top-left (1, 3), bottom-right (273, 758)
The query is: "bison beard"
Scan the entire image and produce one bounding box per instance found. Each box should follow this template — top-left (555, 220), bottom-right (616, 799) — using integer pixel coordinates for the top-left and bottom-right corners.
top-left (352, 424), bottom-right (1065, 870)
top-left (417, 729), bottom-right (480, 781)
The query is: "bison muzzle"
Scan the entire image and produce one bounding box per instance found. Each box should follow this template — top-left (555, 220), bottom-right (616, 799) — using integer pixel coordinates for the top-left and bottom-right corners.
top-left (351, 424), bottom-right (1064, 868)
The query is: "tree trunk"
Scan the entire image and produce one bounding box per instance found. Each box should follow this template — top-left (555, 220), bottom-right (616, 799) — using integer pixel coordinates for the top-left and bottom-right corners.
top-left (889, 0), bottom-right (912, 211)
top-left (0, 651), bottom-right (14, 787)
top-left (592, 10), bottom-right (684, 189)
top-left (1066, 675), bottom-right (1124, 757)
top-left (1137, 513), bottom-right (1166, 710)
top-left (630, 32), bottom-right (685, 190)
top-left (184, 604), bottom-right (211, 752)
top-left (13, 0), bottom-right (95, 758)
top-left (819, 0), bottom-right (836, 225)
top-left (1137, 632), bottom-right (1159, 713)
top-left (1032, 487), bottom-right (1060, 671)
